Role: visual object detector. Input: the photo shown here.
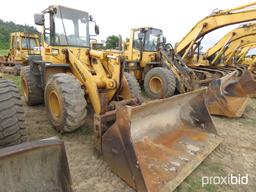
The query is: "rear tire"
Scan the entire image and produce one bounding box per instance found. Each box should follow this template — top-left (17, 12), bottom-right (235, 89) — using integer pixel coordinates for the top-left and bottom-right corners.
top-left (144, 67), bottom-right (176, 99)
top-left (21, 66), bottom-right (44, 106)
top-left (45, 73), bottom-right (87, 132)
top-left (0, 79), bottom-right (27, 148)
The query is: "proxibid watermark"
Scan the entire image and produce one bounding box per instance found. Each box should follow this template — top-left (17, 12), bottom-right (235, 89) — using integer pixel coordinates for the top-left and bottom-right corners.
top-left (202, 174), bottom-right (249, 187)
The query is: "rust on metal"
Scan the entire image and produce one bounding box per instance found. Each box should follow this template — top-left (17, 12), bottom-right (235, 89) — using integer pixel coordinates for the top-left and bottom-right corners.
top-left (205, 71), bottom-right (252, 117)
top-left (102, 88), bottom-right (221, 192)
top-left (0, 137), bottom-right (72, 192)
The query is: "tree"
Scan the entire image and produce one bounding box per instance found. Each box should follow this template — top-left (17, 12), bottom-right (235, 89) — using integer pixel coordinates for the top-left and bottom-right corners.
top-left (105, 35), bottom-right (119, 49)
top-left (0, 19), bottom-right (38, 50)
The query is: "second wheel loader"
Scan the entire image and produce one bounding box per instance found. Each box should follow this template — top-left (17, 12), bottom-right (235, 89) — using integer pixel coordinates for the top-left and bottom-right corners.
top-left (120, 27), bottom-right (251, 117)
top-left (0, 32), bottom-right (39, 75)
top-left (20, 5), bottom-right (222, 192)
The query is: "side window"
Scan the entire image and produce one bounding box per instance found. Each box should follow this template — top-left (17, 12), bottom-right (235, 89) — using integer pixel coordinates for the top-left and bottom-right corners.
top-left (11, 37), bottom-right (16, 49)
top-left (133, 31), bottom-right (141, 50)
top-left (44, 13), bottom-right (50, 44)
top-left (16, 38), bottom-right (20, 49)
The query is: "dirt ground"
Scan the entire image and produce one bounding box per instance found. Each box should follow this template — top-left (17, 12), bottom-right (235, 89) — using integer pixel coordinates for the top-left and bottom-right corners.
top-left (23, 97), bottom-right (256, 192)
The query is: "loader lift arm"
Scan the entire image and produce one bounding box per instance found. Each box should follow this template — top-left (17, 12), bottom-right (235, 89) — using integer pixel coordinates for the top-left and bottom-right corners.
top-left (64, 48), bottom-right (122, 114)
top-left (159, 44), bottom-right (196, 92)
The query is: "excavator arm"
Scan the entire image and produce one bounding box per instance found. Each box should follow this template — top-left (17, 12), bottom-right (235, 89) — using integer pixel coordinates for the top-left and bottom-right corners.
top-left (237, 43), bottom-right (256, 63)
top-left (206, 23), bottom-right (256, 58)
top-left (223, 34), bottom-right (256, 64)
top-left (175, 2), bottom-right (256, 58)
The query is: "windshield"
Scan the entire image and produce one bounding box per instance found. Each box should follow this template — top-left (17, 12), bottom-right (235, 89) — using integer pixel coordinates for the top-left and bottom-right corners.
top-left (144, 29), bottom-right (162, 51)
top-left (53, 6), bottom-right (89, 47)
top-left (21, 38), bottom-right (38, 49)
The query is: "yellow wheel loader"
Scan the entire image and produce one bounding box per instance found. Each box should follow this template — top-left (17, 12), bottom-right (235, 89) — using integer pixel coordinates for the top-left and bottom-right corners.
top-left (0, 32), bottom-right (39, 75)
top-left (20, 5), bottom-right (222, 191)
top-left (121, 27), bottom-right (252, 117)
top-left (0, 75), bottom-right (71, 191)
top-left (123, 27), bottom-right (195, 99)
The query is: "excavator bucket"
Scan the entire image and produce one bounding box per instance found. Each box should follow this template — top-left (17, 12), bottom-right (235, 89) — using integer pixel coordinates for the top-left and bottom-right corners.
top-left (102, 89), bottom-right (222, 192)
top-left (0, 137), bottom-right (72, 192)
top-left (205, 71), bottom-right (252, 117)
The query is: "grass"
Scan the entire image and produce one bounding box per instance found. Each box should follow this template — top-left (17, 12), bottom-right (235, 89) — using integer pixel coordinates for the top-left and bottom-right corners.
top-left (175, 162), bottom-right (227, 192)
top-left (2, 75), bottom-right (21, 92)
top-left (0, 49), bottom-right (8, 56)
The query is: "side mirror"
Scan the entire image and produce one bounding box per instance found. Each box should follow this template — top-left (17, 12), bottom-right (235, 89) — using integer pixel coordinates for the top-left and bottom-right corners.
top-left (162, 37), bottom-right (166, 44)
top-left (138, 32), bottom-right (144, 40)
top-left (95, 25), bottom-right (100, 35)
top-left (34, 14), bottom-right (44, 26)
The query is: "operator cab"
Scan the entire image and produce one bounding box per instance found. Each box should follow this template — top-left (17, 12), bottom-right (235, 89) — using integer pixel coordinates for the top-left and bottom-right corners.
top-left (34, 5), bottom-right (99, 47)
top-left (133, 27), bottom-right (164, 51)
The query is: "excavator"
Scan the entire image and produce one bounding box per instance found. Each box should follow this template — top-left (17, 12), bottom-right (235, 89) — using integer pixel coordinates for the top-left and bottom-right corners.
top-left (198, 23), bottom-right (256, 66)
top-left (174, 2), bottom-right (256, 77)
top-left (0, 74), bottom-right (71, 191)
top-left (236, 43), bottom-right (256, 71)
top-left (0, 32), bottom-right (40, 75)
top-left (215, 32), bottom-right (256, 66)
top-left (173, 2), bottom-right (256, 111)
top-left (20, 5), bottom-right (222, 192)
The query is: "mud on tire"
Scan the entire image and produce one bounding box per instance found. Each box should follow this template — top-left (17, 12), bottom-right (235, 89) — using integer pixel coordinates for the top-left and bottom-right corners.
top-left (0, 78), bottom-right (27, 148)
top-left (20, 66), bottom-right (44, 106)
top-left (123, 72), bottom-right (143, 102)
top-left (144, 67), bottom-right (176, 99)
top-left (45, 73), bottom-right (87, 132)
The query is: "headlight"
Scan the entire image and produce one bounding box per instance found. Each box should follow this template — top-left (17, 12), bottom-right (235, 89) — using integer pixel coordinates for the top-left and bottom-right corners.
top-left (51, 49), bottom-right (59, 55)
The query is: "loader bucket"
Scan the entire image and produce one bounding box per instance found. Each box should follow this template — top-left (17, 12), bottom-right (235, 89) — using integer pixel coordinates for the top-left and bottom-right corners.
top-left (102, 88), bottom-right (221, 192)
top-left (205, 71), bottom-right (250, 117)
top-left (225, 71), bottom-right (256, 98)
top-left (0, 137), bottom-right (72, 192)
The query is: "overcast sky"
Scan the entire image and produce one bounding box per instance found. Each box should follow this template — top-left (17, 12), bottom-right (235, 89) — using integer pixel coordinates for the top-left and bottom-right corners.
top-left (0, 0), bottom-right (255, 50)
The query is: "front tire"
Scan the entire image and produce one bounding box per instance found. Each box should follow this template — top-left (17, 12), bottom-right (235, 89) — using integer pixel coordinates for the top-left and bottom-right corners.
top-left (45, 73), bottom-right (87, 132)
top-left (144, 67), bottom-right (176, 99)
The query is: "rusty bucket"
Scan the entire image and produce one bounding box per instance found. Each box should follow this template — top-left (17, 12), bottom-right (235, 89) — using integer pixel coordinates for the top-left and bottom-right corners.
top-left (102, 88), bottom-right (221, 192)
top-left (0, 137), bottom-right (72, 192)
top-left (205, 71), bottom-right (251, 117)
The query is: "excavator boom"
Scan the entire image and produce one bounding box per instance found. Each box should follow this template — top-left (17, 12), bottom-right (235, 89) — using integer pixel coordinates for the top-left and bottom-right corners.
top-left (175, 2), bottom-right (256, 57)
top-left (206, 23), bottom-right (256, 59)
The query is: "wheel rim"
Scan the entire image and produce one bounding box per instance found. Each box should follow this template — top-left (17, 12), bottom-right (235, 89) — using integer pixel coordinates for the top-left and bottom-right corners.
top-left (22, 78), bottom-right (29, 100)
top-left (149, 76), bottom-right (163, 94)
top-left (49, 90), bottom-right (61, 121)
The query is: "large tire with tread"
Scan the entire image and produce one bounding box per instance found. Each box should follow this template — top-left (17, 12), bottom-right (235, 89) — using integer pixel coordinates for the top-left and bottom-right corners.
top-left (45, 73), bottom-right (87, 133)
top-left (123, 72), bottom-right (143, 102)
top-left (21, 66), bottom-right (44, 106)
top-left (144, 67), bottom-right (176, 99)
top-left (0, 78), bottom-right (27, 148)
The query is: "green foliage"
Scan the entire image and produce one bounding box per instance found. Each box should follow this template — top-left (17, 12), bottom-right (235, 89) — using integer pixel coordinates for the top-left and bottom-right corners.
top-left (0, 19), bottom-right (38, 50)
top-left (2, 75), bottom-right (21, 92)
top-left (0, 49), bottom-right (8, 56)
top-left (105, 35), bottom-right (119, 49)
